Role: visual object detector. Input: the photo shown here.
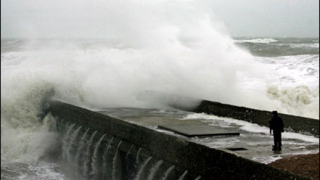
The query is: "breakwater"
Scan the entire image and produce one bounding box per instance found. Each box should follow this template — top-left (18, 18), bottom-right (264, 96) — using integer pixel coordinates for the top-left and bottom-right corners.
top-left (48, 100), bottom-right (314, 180)
top-left (194, 100), bottom-right (319, 137)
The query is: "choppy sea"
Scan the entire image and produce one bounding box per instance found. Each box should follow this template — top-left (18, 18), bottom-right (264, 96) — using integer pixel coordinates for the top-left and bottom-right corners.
top-left (1, 37), bottom-right (319, 179)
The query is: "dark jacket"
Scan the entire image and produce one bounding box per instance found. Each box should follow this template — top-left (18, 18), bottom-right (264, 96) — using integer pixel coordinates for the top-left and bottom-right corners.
top-left (269, 112), bottom-right (284, 133)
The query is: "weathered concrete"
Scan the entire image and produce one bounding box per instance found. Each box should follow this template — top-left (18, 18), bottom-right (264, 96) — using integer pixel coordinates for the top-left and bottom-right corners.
top-left (194, 100), bottom-right (319, 137)
top-left (49, 101), bottom-right (313, 180)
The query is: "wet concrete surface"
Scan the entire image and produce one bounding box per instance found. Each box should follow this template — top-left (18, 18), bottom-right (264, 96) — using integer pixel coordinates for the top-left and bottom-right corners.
top-left (158, 124), bottom-right (240, 137)
top-left (98, 108), bottom-right (319, 164)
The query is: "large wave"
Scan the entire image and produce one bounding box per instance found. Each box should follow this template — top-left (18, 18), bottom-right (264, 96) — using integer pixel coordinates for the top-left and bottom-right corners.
top-left (1, 0), bottom-right (319, 165)
top-left (1, 0), bottom-right (265, 110)
top-left (267, 85), bottom-right (319, 118)
top-left (1, 83), bottom-right (59, 162)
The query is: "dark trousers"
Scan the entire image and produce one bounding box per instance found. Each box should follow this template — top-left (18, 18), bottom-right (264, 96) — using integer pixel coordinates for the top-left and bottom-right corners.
top-left (273, 132), bottom-right (282, 147)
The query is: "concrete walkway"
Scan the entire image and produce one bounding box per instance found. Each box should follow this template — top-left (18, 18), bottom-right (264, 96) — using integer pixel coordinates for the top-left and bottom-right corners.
top-left (99, 108), bottom-right (319, 164)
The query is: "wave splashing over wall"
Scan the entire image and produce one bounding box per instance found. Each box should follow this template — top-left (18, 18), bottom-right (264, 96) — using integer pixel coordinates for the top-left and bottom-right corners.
top-left (1, 0), bottom-right (318, 170)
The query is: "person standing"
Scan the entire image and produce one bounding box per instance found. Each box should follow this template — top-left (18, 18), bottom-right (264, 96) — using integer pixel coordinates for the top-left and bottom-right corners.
top-left (269, 111), bottom-right (284, 151)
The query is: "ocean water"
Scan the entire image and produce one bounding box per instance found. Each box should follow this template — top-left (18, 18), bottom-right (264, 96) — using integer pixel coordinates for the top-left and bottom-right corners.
top-left (1, 2), bottom-right (319, 179)
top-left (234, 37), bottom-right (319, 118)
top-left (2, 37), bottom-right (318, 180)
top-left (2, 37), bottom-right (318, 118)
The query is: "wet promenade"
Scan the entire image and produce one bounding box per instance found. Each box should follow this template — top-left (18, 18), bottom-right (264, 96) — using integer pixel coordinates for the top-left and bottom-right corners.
top-left (99, 108), bottom-right (319, 164)
top-left (49, 100), bottom-right (318, 179)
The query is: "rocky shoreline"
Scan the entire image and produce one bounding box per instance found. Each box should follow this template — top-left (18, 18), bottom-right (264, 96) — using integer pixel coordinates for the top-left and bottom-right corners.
top-left (268, 152), bottom-right (319, 180)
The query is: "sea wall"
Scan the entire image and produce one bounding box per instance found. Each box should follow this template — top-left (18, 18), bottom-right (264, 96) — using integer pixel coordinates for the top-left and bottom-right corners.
top-left (194, 100), bottom-right (319, 137)
top-left (49, 101), bottom-right (312, 180)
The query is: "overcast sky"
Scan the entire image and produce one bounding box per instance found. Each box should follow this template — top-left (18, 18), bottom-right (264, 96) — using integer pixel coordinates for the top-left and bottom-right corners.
top-left (1, 0), bottom-right (319, 39)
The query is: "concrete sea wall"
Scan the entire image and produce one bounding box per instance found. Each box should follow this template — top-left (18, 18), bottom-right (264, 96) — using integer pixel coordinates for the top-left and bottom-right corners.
top-left (194, 100), bottom-right (319, 137)
top-left (49, 101), bottom-right (313, 180)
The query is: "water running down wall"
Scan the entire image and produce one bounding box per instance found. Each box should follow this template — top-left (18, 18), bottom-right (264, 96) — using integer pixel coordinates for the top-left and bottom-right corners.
top-left (49, 101), bottom-right (313, 180)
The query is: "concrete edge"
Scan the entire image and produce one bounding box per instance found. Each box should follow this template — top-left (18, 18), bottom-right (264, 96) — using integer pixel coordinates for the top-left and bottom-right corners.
top-left (48, 101), bottom-right (312, 180)
top-left (193, 100), bottom-right (319, 137)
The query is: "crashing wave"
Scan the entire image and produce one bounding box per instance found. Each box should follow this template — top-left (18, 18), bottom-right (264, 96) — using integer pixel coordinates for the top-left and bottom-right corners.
top-left (267, 85), bottom-right (319, 119)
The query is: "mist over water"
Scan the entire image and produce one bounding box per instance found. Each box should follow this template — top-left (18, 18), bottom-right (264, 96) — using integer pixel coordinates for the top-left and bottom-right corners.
top-left (1, 1), bottom-right (319, 179)
top-left (1, 1), bottom-right (268, 110)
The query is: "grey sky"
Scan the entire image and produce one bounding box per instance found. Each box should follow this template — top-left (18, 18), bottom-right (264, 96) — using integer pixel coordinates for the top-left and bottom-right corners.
top-left (1, 0), bottom-right (319, 39)
top-left (207, 0), bottom-right (319, 38)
